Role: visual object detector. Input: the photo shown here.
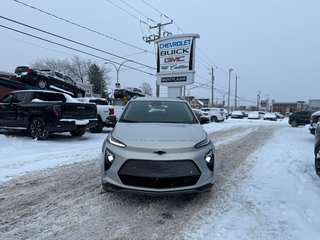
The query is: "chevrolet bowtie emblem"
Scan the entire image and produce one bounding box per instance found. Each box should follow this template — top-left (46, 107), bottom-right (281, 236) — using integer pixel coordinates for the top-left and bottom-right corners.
top-left (154, 150), bottom-right (167, 155)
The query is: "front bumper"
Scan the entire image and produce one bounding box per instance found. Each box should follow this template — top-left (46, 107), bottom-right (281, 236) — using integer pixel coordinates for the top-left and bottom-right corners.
top-left (102, 182), bottom-right (213, 195)
top-left (101, 142), bottom-right (215, 195)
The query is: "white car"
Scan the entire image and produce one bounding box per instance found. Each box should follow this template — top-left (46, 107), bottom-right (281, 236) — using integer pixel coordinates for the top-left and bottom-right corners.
top-left (201, 107), bottom-right (225, 122)
top-left (248, 111), bottom-right (260, 119)
top-left (101, 97), bottom-right (216, 194)
top-left (230, 110), bottom-right (245, 119)
top-left (77, 97), bottom-right (116, 132)
top-left (263, 112), bottom-right (278, 121)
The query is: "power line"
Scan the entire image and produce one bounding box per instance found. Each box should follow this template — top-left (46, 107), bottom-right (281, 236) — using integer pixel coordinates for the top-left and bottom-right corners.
top-left (140, 0), bottom-right (172, 21)
top-left (0, 33), bottom-right (75, 57)
top-left (118, 0), bottom-right (157, 24)
top-left (104, 0), bottom-right (150, 25)
top-left (0, 24), bottom-right (155, 76)
top-left (12, 0), bottom-right (154, 55)
top-left (0, 16), bottom-right (155, 71)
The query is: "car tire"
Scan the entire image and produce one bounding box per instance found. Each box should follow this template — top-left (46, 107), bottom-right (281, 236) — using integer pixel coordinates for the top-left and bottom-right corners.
top-left (315, 158), bottom-right (320, 176)
top-left (28, 117), bottom-right (49, 140)
top-left (75, 91), bottom-right (85, 98)
top-left (90, 117), bottom-right (104, 133)
top-left (211, 116), bottom-right (218, 122)
top-left (70, 129), bottom-right (86, 137)
top-left (37, 79), bottom-right (47, 89)
top-left (291, 120), bottom-right (299, 127)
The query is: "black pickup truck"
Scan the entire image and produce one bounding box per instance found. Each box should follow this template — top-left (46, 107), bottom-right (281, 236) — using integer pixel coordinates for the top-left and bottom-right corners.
top-left (0, 90), bottom-right (97, 140)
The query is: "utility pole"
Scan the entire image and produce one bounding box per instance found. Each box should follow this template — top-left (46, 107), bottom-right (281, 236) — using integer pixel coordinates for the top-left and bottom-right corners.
top-left (211, 67), bottom-right (215, 107)
top-left (227, 68), bottom-right (233, 115)
top-left (257, 90), bottom-right (261, 110)
top-left (234, 75), bottom-right (238, 110)
top-left (143, 20), bottom-right (173, 97)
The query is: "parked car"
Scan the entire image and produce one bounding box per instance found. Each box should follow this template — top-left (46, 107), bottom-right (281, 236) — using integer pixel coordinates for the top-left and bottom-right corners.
top-left (263, 112), bottom-right (278, 121)
top-left (192, 108), bottom-right (210, 124)
top-left (0, 90), bottom-right (97, 140)
top-left (101, 97), bottom-right (215, 194)
top-left (309, 111), bottom-right (320, 135)
top-left (248, 111), bottom-right (260, 120)
top-left (77, 97), bottom-right (117, 132)
top-left (275, 112), bottom-right (285, 119)
top-left (288, 110), bottom-right (315, 127)
top-left (314, 123), bottom-right (320, 176)
top-left (114, 87), bottom-right (146, 100)
top-left (230, 110), bottom-right (245, 119)
top-left (201, 107), bottom-right (225, 122)
top-left (14, 66), bottom-right (85, 98)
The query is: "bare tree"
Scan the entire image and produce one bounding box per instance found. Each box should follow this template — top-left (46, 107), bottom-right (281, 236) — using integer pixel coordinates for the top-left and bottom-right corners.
top-left (140, 82), bottom-right (152, 96)
top-left (32, 56), bottom-right (94, 83)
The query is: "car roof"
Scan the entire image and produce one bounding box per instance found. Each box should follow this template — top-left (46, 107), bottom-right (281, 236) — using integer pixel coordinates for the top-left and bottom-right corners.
top-left (129, 97), bottom-right (187, 103)
top-left (12, 90), bottom-right (63, 94)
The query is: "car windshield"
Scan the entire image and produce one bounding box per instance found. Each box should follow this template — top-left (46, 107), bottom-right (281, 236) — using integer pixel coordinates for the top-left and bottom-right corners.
top-left (119, 100), bottom-right (198, 124)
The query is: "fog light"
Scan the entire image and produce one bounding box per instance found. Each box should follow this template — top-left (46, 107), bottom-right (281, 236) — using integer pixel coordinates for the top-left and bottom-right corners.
top-left (107, 154), bottom-right (114, 162)
top-left (205, 155), bottom-right (212, 163)
top-left (104, 148), bottom-right (114, 171)
top-left (204, 150), bottom-right (214, 171)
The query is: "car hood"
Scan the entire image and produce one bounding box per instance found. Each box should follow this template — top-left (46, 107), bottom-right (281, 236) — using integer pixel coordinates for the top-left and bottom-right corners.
top-left (112, 123), bottom-right (207, 149)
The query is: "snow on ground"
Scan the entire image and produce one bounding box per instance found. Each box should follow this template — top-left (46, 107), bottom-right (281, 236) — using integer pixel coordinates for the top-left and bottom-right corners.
top-left (185, 119), bottom-right (320, 240)
top-left (0, 129), bottom-right (109, 181)
top-left (0, 118), bottom-right (320, 239)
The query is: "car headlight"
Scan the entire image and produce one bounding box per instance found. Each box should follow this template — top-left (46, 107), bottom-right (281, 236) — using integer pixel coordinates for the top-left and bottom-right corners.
top-left (107, 134), bottom-right (126, 148)
top-left (194, 137), bottom-right (211, 148)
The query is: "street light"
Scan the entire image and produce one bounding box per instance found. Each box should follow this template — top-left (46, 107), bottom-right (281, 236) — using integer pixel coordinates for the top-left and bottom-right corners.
top-left (105, 60), bottom-right (132, 89)
top-left (227, 68), bottom-right (233, 115)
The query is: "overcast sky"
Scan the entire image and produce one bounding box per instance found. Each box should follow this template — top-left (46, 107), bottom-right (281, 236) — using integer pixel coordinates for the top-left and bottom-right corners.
top-left (1, 0), bottom-right (319, 106)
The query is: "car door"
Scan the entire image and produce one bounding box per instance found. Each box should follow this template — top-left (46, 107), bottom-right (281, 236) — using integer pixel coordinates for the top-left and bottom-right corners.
top-left (300, 111), bottom-right (310, 124)
top-left (3, 92), bottom-right (28, 127)
top-left (0, 93), bottom-right (14, 126)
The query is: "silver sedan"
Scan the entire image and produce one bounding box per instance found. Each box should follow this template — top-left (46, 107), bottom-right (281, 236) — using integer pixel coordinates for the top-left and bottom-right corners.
top-left (100, 97), bottom-right (215, 195)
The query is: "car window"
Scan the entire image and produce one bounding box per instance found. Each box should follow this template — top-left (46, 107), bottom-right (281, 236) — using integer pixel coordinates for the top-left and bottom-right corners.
top-left (64, 76), bottom-right (75, 85)
top-left (13, 92), bottom-right (28, 103)
top-left (120, 101), bottom-right (198, 124)
top-left (32, 92), bottom-right (65, 102)
top-left (0, 94), bottom-right (13, 103)
top-left (54, 71), bottom-right (64, 79)
top-left (89, 99), bottom-right (109, 105)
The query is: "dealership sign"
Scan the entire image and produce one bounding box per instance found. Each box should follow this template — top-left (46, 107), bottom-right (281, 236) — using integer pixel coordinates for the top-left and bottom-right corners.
top-left (154, 34), bottom-right (199, 86)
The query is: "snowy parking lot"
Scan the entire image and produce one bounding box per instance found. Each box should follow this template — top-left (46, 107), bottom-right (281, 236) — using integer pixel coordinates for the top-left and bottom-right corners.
top-left (1, 118), bottom-right (320, 239)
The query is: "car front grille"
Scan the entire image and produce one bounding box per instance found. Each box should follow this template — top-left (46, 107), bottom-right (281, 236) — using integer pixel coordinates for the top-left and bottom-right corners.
top-left (118, 159), bottom-right (201, 188)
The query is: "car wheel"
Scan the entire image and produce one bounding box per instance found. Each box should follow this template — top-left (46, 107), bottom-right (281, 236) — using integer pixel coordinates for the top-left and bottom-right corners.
top-left (28, 117), bottom-right (49, 140)
top-left (315, 158), bottom-right (320, 176)
top-left (211, 116), bottom-right (218, 122)
top-left (291, 120), bottom-right (299, 127)
top-left (90, 117), bottom-right (104, 133)
top-left (75, 91), bottom-right (85, 98)
top-left (37, 79), bottom-right (47, 89)
top-left (70, 129), bottom-right (86, 137)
